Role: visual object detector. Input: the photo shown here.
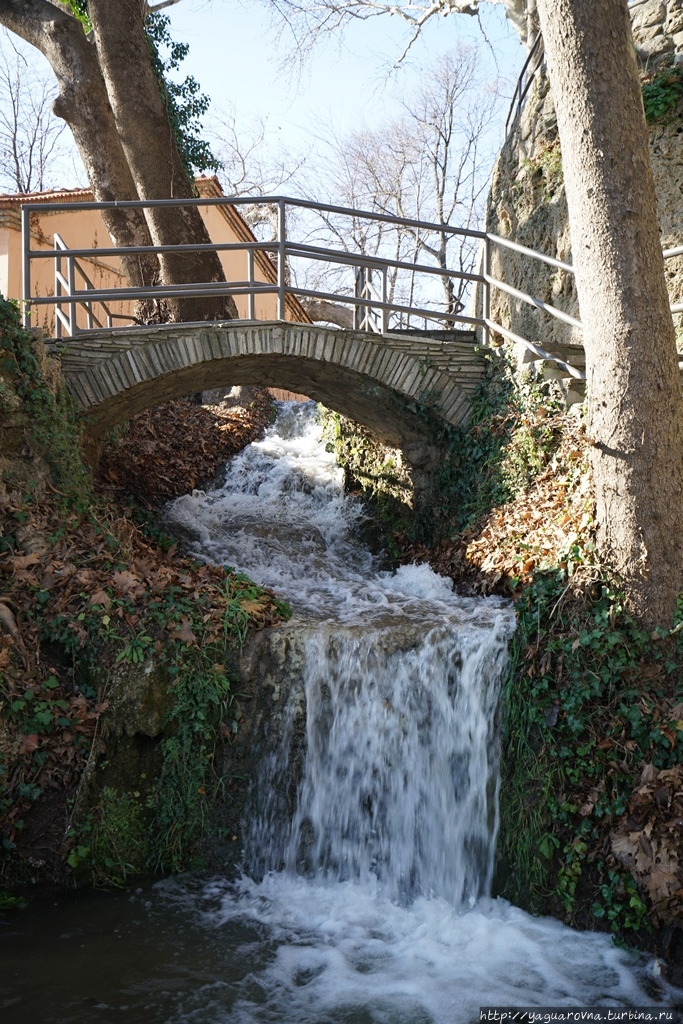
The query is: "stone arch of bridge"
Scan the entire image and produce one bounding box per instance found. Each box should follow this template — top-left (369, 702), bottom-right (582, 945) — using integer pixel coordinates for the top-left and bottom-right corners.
top-left (63, 322), bottom-right (480, 448)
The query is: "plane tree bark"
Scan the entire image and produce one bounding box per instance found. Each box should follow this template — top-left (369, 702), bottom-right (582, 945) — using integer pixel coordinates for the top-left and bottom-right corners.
top-left (0, 0), bottom-right (160, 297)
top-left (87, 0), bottom-right (236, 321)
top-left (534, 0), bottom-right (683, 627)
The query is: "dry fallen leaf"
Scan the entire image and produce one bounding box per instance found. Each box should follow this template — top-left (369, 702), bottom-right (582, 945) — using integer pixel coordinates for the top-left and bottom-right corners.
top-left (169, 616), bottom-right (197, 646)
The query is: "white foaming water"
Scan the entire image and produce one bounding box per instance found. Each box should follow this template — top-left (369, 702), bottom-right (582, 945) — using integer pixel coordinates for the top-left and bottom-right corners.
top-left (244, 618), bottom-right (509, 905)
top-left (152, 875), bottom-right (670, 1024)
top-left (165, 401), bottom-right (492, 623)
top-left (159, 402), bottom-right (679, 1021)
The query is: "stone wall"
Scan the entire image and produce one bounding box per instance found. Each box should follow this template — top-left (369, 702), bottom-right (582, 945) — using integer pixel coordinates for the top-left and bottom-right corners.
top-left (631, 0), bottom-right (683, 64)
top-left (484, 0), bottom-right (683, 364)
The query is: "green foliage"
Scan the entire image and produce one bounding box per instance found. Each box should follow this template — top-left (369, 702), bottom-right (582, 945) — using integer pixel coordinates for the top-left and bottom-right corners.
top-left (65, 0), bottom-right (90, 30)
top-left (592, 869), bottom-right (650, 936)
top-left (424, 355), bottom-right (563, 539)
top-left (642, 64), bottom-right (683, 123)
top-left (498, 547), bottom-right (683, 937)
top-left (0, 891), bottom-right (27, 912)
top-left (148, 662), bottom-right (233, 873)
top-left (145, 13), bottom-right (220, 179)
top-left (67, 788), bottom-right (148, 887)
top-left (141, 571), bottom-right (287, 872)
top-left (64, 2), bottom-right (218, 178)
top-left (115, 631), bottom-right (154, 665)
top-left (0, 296), bottom-right (92, 510)
top-left (7, 675), bottom-right (71, 736)
top-left (91, 788), bottom-right (148, 885)
top-left (535, 142), bottom-right (564, 197)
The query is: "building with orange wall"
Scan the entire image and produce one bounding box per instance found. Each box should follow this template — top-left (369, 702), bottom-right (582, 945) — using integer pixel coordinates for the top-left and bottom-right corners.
top-left (0, 176), bottom-right (309, 335)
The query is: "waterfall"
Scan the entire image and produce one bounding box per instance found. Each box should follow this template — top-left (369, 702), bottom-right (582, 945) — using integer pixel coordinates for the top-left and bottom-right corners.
top-left (157, 402), bottom-right (678, 1022)
top-left (4, 402), bottom-right (677, 1022)
top-left (166, 401), bottom-right (514, 905)
top-left (245, 621), bottom-right (508, 906)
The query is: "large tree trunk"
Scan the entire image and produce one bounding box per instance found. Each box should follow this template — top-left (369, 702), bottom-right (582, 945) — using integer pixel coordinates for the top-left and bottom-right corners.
top-left (87, 0), bottom-right (238, 323)
top-left (0, 0), bottom-right (160, 304)
top-left (536, 0), bottom-right (683, 627)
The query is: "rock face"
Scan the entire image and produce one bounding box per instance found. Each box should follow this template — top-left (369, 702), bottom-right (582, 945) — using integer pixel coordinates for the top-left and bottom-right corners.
top-left (485, 1), bottom-right (683, 362)
top-left (630, 0), bottom-right (683, 64)
top-left (319, 408), bottom-right (444, 549)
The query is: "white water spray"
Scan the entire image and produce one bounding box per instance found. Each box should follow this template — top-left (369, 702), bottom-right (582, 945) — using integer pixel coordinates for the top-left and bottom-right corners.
top-left (4, 403), bottom-right (678, 1023)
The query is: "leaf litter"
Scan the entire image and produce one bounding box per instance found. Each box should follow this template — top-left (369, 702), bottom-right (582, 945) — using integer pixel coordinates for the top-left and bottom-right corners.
top-left (0, 388), bottom-right (285, 881)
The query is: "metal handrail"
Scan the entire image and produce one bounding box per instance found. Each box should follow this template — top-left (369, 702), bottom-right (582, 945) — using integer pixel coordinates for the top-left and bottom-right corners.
top-left (21, 194), bottom-right (683, 387)
top-left (504, 31), bottom-right (544, 137)
top-left (21, 193), bottom-right (486, 240)
top-left (53, 234), bottom-right (136, 337)
top-left (23, 196), bottom-right (488, 334)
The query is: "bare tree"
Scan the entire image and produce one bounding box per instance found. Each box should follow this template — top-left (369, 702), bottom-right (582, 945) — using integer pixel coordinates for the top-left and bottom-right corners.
top-left (209, 105), bottom-right (304, 198)
top-left (208, 104), bottom-right (307, 240)
top-left (0, 33), bottom-right (66, 193)
top-left (293, 46), bottom-right (499, 327)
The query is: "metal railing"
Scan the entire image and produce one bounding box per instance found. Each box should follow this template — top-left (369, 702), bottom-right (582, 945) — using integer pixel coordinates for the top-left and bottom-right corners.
top-left (504, 31), bottom-right (544, 138)
top-left (20, 194), bottom-right (683, 384)
top-left (21, 195), bottom-right (487, 335)
top-left (53, 234), bottom-right (136, 338)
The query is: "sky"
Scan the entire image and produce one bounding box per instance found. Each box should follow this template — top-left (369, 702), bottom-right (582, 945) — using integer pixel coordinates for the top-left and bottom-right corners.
top-left (164, 0), bottom-right (524, 155)
top-left (163, 0), bottom-right (524, 181)
top-left (0, 0), bottom-right (524, 197)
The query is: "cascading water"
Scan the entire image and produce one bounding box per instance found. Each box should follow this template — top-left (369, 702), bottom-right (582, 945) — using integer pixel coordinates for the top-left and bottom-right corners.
top-left (159, 401), bottom-right (677, 1020)
top-left (244, 619), bottom-right (507, 905)
top-left (2, 402), bottom-right (679, 1023)
top-left (166, 401), bottom-right (513, 906)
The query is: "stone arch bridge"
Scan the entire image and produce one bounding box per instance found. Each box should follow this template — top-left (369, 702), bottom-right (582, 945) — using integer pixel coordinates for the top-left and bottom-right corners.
top-left (56, 321), bottom-right (485, 449)
top-left (25, 193), bottom-right (599, 453)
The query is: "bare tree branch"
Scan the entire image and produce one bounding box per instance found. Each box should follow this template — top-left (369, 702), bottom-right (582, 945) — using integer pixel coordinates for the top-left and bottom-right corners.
top-left (0, 32), bottom-right (67, 192)
top-left (287, 45), bottom-right (500, 327)
top-left (261, 0), bottom-right (524, 57)
top-left (301, 297), bottom-right (354, 328)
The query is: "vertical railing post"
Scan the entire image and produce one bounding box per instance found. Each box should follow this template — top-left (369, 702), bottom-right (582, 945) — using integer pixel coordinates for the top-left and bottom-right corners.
top-left (482, 235), bottom-right (491, 348)
top-left (247, 249), bottom-right (255, 321)
top-left (277, 198), bottom-right (286, 321)
top-left (353, 266), bottom-right (361, 330)
top-left (67, 255), bottom-right (77, 336)
top-left (381, 268), bottom-right (388, 334)
top-left (55, 249), bottom-right (63, 340)
top-left (21, 206), bottom-right (31, 329)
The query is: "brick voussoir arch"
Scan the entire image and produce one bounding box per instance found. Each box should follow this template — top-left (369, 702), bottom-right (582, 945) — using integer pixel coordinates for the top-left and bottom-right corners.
top-left (60, 322), bottom-right (484, 446)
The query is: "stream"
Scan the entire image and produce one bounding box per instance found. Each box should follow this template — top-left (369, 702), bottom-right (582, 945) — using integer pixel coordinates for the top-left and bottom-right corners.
top-left (1, 401), bottom-right (679, 1022)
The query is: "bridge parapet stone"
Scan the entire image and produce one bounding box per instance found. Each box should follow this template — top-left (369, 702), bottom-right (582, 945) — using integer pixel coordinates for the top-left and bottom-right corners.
top-left (54, 321), bottom-right (485, 441)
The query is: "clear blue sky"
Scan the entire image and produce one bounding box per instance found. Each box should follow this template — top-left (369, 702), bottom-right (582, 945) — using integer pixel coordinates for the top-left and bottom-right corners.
top-left (0, 1), bottom-right (524, 194)
top-left (165, 0), bottom-right (524, 162)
